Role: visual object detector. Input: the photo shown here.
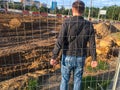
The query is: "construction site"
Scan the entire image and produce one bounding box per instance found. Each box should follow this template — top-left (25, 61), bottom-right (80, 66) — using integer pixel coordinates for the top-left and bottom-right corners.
top-left (0, 0), bottom-right (120, 90)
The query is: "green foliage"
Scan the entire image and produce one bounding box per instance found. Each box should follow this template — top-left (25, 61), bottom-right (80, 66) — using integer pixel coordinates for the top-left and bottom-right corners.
top-left (26, 78), bottom-right (38, 90)
top-left (8, 3), bottom-right (14, 9)
top-left (69, 76), bottom-right (110, 90)
top-left (59, 6), bottom-right (65, 14)
top-left (61, 6), bottom-right (71, 15)
top-left (87, 60), bottom-right (109, 72)
top-left (14, 4), bottom-right (22, 10)
top-left (102, 5), bottom-right (120, 20)
top-left (84, 7), bottom-right (99, 18)
top-left (0, 4), bottom-right (4, 8)
top-left (81, 76), bottom-right (111, 90)
top-left (84, 5), bottom-right (120, 20)
top-left (1, 2), bottom-right (119, 20)
top-left (51, 6), bottom-right (71, 15)
top-left (12, 2), bottom-right (22, 10)
top-left (84, 7), bottom-right (89, 17)
top-left (31, 5), bottom-right (38, 11)
top-left (39, 6), bottom-right (48, 13)
top-left (91, 7), bottom-right (99, 17)
top-left (55, 7), bottom-right (60, 14)
top-left (62, 9), bottom-right (72, 15)
top-left (25, 6), bottom-right (30, 10)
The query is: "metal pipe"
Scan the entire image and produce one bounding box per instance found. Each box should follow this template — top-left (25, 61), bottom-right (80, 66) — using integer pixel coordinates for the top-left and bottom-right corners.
top-left (112, 51), bottom-right (120, 90)
top-left (98, 83), bottom-right (104, 90)
top-left (88, 0), bottom-right (92, 20)
top-left (88, 86), bottom-right (94, 90)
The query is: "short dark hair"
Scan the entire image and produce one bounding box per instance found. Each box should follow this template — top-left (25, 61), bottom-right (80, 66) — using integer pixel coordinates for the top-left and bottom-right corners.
top-left (72, 0), bottom-right (85, 14)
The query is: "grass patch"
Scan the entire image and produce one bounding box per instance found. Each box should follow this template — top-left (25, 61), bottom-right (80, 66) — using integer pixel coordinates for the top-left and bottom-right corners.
top-left (25, 76), bottom-right (111, 90)
top-left (87, 60), bottom-right (109, 72)
top-left (26, 78), bottom-right (38, 90)
top-left (25, 60), bottom-right (110, 90)
top-left (69, 76), bottom-right (111, 90)
top-left (81, 76), bottom-right (111, 90)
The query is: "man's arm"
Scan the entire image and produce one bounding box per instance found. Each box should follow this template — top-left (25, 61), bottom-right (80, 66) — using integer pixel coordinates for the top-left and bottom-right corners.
top-left (89, 24), bottom-right (96, 61)
top-left (89, 23), bottom-right (98, 68)
top-left (51, 21), bottom-right (67, 60)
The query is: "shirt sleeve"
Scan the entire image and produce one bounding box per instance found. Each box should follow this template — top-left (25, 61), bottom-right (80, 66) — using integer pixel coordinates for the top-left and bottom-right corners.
top-left (52, 21), bottom-right (67, 59)
top-left (89, 23), bottom-right (97, 61)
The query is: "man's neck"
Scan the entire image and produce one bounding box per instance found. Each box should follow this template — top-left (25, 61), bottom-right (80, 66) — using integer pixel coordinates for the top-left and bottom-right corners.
top-left (73, 13), bottom-right (82, 16)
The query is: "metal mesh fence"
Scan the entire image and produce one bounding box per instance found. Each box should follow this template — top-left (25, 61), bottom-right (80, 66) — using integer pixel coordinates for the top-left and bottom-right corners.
top-left (0, 0), bottom-right (120, 90)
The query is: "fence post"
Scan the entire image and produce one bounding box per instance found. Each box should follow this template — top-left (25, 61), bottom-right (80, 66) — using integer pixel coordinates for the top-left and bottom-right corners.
top-left (112, 51), bottom-right (120, 90)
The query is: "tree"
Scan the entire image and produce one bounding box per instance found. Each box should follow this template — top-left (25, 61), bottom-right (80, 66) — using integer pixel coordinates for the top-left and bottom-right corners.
top-left (39, 6), bottom-right (48, 12)
top-left (59, 6), bottom-right (65, 14)
top-left (84, 7), bottom-right (89, 17)
top-left (25, 6), bottom-right (30, 10)
top-left (31, 5), bottom-right (38, 11)
top-left (54, 6), bottom-right (59, 14)
top-left (14, 4), bottom-right (22, 10)
top-left (63, 9), bottom-right (70, 15)
top-left (9, 3), bottom-right (14, 9)
top-left (112, 5), bottom-right (120, 20)
top-left (102, 5), bottom-right (120, 20)
top-left (91, 7), bottom-right (99, 18)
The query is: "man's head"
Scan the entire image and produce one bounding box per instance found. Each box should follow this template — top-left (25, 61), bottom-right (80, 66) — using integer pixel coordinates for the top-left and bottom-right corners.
top-left (72, 0), bottom-right (85, 16)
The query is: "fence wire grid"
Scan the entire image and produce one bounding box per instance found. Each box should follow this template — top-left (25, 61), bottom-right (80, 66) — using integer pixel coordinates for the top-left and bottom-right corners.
top-left (0, 0), bottom-right (120, 90)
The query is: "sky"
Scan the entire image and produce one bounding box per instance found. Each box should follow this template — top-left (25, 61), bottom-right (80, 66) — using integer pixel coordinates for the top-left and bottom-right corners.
top-left (14, 0), bottom-right (120, 8)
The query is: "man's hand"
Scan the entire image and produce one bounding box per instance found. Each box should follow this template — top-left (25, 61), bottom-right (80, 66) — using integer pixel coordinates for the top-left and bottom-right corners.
top-left (91, 61), bottom-right (98, 68)
top-left (50, 59), bottom-right (58, 66)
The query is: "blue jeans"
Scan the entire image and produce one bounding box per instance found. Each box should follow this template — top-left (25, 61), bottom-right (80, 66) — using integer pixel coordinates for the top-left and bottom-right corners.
top-left (60, 55), bottom-right (85, 90)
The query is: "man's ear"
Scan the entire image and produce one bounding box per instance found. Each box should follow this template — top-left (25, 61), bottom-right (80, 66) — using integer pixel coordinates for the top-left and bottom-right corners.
top-left (72, 7), bottom-right (75, 14)
top-left (72, 7), bottom-right (75, 12)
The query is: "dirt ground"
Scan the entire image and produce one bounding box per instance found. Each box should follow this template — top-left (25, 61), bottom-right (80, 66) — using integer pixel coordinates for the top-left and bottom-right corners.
top-left (0, 13), bottom-right (61, 82)
top-left (0, 13), bottom-right (120, 90)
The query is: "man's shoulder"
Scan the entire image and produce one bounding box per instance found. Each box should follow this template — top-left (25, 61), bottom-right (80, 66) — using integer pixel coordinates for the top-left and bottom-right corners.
top-left (63, 17), bottom-right (93, 25)
top-left (84, 19), bottom-right (92, 25)
top-left (64, 17), bottom-right (72, 23)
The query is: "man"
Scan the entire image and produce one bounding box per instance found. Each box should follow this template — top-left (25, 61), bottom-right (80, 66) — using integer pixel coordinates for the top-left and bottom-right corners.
top-left (50, 0), bottom-right (98, 90)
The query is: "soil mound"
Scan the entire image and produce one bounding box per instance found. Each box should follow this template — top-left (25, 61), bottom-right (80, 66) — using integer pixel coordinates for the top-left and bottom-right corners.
top-left (94, 22), bottom-right (119, 38)
top-left (9, 18), bottom-right (21, 29)
top-left (113, 23), bottom-right (120, 31)
top-left (2, 18), bottom-right (21, 29)
top-left (108, 23), bottom-right (119, 33)
top-left (110, 32), bottom-right (120, 46)
top-left (94, 23), bottom-right (110, 37)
